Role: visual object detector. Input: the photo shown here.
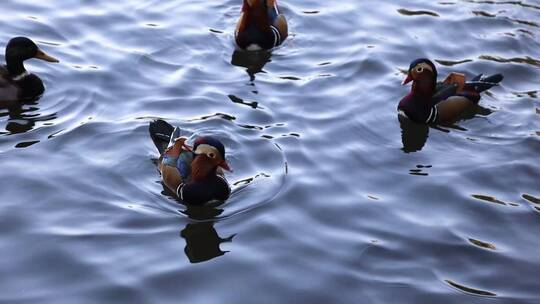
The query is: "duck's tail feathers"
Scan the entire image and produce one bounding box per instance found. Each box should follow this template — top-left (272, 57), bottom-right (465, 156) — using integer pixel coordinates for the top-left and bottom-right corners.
top-left (471, 74), bottom-right (483, 82)
top-left (149, 119), bottom-right (175, 155)
top-left (466, 73), bottom-right (504, 93)
top-left (482, 74), bottom-right (504, 84)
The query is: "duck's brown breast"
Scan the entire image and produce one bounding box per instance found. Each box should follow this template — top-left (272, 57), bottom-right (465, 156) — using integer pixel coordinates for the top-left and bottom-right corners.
top-left (0, 78), bottom-right (20, 102)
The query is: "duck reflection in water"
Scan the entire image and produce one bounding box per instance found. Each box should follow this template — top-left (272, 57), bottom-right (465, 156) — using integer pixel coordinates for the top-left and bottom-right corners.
top-left (398, 104), bottom-right (493, 153)
top-left (0, 100), bottom-right (57, 149)
top-left (399, 114), bottom-right (429, 153)
top-left (160, 184), bottom-right (235, 264)
top-left (231, 50), bottom-right (272, 82)
top-left (180, 220), bottom-right (235, 264)
top-left (181, 204), bottom-right (235, 263)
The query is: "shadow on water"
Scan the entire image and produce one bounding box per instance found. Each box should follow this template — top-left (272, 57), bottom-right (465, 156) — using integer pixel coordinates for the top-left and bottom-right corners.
top-left (399, 114), bottom-right (429, 153)
top-left (160, 181), bottom-right (236, 264)
top-left (180, 205), bottom-right (235, 264)
top-left (399, 104), bottom-right (493, 152)
top-left (231, 50), bottom-right (272, 82)
top-left (0, 98), bottom-right (57, 147)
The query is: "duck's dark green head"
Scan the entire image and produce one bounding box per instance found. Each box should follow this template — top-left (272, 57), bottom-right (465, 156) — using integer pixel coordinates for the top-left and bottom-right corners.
top-left (6, 37), bottom-right (59, 68)
top-left (4, 37), bottom-right (59, 99)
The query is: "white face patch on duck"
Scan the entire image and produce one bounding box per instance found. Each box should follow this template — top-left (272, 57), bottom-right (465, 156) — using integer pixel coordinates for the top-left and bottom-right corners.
top-left (194, 144), bottom-right (221, 160)
top-left (412, 62), bottom-right (434, 76)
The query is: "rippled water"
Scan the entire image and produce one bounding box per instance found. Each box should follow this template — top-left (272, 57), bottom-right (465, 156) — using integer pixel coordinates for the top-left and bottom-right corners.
top-left (1, 0), bottom-right (539, 303)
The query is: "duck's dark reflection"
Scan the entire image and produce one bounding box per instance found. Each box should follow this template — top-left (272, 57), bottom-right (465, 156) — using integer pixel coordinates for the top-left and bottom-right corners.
top-left (399, 114), bottom-right (429, 153)
top-left (0, 98), bottom-right (56, 136)
top-left (160, 183), bottom-right (235, 264)
top-left (231, 50), bottom-right (272, 82)
top-left (399, 104), bottom-right (493, 153)
top-left (180, 221), bottom-right (235, 264)
top-left (181, 205), bottom-right (235, 264)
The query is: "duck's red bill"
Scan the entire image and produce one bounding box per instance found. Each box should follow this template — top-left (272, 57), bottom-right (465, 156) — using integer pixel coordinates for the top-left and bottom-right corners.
top-left (402, 74), bottom-right (413, 85)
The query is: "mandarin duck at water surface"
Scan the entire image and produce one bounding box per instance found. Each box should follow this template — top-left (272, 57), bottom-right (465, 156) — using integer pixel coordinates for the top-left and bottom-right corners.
top-left (399, 59), bottom-right (503, 124)
top-left (150, 120), bottom-right (231, 205)
top-left (0, 37), bottom-right (59, 102)
top-left (235, 0), bottom-right (288, 50)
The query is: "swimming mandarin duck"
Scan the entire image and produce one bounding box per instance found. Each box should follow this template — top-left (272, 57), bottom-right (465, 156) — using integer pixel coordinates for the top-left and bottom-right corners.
top-left (235, 0), bottom-right (288, 50)
top-left (0, 37), bottom-right (59, 102)
top-left (399, 59), bottom-right (503, 124)
top-left (149, 120), bottom-right (231, 205)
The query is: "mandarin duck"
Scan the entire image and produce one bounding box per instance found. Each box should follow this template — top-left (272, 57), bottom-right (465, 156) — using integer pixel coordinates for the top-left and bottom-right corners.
top-left (235, 0), bottom-right (288, 50)
top-left (149, 119), bottom-right (231, 205)
top-left (0, 37), bottom-right (59, 102)
top-left (399, 58), bottom-right (503, 124)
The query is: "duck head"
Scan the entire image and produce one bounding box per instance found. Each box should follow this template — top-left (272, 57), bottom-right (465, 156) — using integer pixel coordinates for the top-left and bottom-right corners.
top-left (5, 37), bottom-right (59, 77)
top-left (191, 136), bottom-right (231, 181)
top-left (402, 58), bottom-right (437, 97)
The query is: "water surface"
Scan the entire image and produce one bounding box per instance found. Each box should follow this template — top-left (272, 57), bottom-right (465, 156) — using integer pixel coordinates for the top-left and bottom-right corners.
top-left (1, 0), bottom-right (539, 303)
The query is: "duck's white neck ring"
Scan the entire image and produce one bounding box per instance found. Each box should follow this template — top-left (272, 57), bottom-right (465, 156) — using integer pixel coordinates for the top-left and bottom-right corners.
top-left (12, 71), bottom-right (30, 81)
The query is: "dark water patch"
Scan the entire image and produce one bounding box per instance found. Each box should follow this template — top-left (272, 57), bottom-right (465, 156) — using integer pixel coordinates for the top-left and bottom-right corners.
top-left (280, 76), bottom-right (302, 81)
top-left (15, 140), bottom-right (40, 148)
top-left (464, 0), bottom-right (540, 11)
top-left (468, 238), bottom-right (496, 250)
top-left (471, 194), bottom-right (509, 206)
top-left (397, 8), bottom-right (440, 17)
top-left (435, 59), bottom-right (473, 66)
top-left (479, 55), bottom-right (540, 67)
top-left (522, 194), bottom-right (540, 205)
top-left (367, 195), bottom-right (380, 201)
top-left (187, 113), bottom-right (237, 122)
top-left (472, 10), bottom-right (538, 27)
top-left (473, 11), bottom-right (496, 18)
top-left (228, 94), bottom-right (260, 109)
top-left (409, 169), bottom-right (429, 176)
top-left (409, 164), bottom-right (433, 176)
top-left (444, 280), bottom-right (497, 297)
top-left (512, 91), bottom-right (537, 98)
top-left (516, 29), bottom-right (534, 37)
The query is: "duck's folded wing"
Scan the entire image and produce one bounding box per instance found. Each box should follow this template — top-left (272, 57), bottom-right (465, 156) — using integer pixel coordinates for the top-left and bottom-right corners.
top-left (465, 74), bottom-right (504, 93)
top-left (149, 119), bottom-right (174, 155)
top-left (433, 83), bottom-right (458, 104)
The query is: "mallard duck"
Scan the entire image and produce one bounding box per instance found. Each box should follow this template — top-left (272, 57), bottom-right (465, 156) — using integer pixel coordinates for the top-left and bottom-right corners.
top-left (399, 58), bottom-right (503, 124)
top-left (0, 37), bottom-right (59, 102)
top-left (149, 120), bottom-right (231, 205)
top-left (235, 0), bottom-right (288, 50)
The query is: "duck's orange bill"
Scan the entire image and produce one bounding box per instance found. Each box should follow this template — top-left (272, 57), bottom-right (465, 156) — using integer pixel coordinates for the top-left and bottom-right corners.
top-left (35, 49), bottom-right (60, 63)
top-left (219, 160), bottom-right (232, 172)
top-left (402, 74), bottom-right (413, 85)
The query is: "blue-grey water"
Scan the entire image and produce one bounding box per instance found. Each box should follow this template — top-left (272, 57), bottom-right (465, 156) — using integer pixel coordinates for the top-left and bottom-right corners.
top-left (1, 0), bottom-right (539, 303)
